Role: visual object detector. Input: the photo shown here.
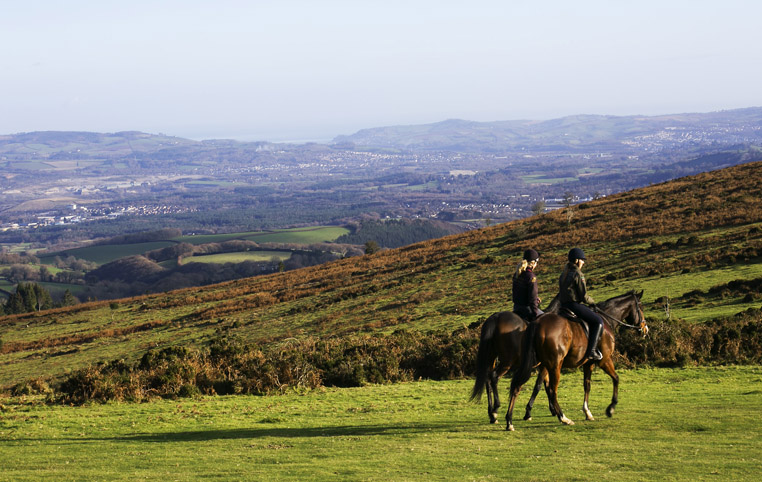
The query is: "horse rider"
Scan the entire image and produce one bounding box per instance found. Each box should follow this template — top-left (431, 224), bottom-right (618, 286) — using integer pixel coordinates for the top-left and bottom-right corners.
top-left (559, 247), bottom-right (603, 361)
top-left (512, 249), bottom-right (543, 322)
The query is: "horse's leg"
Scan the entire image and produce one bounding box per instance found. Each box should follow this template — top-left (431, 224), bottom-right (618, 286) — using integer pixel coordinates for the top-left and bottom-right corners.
top-left (600, 358), bottom-right (619, 417)
top-left (524, 370), bottom-right (544, 420)
top-left (541, 368), bottom-right (556, 416)
top-left (485, 368), bottom-right (495, 423)
top-left (505, 381), bottom-right (523, 431)
top-left (493, 365), bottom-right (509, 415)
top-left (582, 363), bottom-right (595, 421)
top-left (486, 368), bottom-right (499, 424)
top-left (548, 364), bottom-right (574, 426)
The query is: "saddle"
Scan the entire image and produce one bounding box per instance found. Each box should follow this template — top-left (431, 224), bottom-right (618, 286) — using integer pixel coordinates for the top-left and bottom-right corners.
top-left (559, 307), bottom-right (590, 338)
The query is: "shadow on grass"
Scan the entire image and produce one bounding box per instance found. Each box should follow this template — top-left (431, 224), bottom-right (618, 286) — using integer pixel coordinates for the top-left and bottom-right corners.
top-left (13, 422), bottom-right (467, 444)
top-left (116, 422), bottom-right (462, 442)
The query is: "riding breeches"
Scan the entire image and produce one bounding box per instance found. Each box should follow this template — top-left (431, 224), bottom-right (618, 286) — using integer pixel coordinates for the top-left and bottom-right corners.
top-left (514, 304), bottom-right (543, 322)
top-left (563, 302), bottom-right (603, 332)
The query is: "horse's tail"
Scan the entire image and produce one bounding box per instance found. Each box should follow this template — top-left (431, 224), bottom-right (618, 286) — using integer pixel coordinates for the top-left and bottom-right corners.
top-left (510, 320), bottom-right (539, 392)
top-left (470, 314), bottom-right (498, 402)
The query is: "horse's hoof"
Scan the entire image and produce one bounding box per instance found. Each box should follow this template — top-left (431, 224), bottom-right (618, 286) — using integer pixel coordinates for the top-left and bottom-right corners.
top-left (606, 406), bottom-right (615, 418)
top-left (506, 424), bottom-right (515, 432)
top-left (584, 410), bottom-right (595, 421)
top-left (560, 416), bottom-right (575, 426)
top-left (523, 414), bottom-right (532, 421)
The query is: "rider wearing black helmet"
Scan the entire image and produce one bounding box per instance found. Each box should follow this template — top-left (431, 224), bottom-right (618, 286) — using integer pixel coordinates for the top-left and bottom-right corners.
top-left (512, 248), bottom-right (543, 322)
top-left (559, 247), bottom-right (603, 361)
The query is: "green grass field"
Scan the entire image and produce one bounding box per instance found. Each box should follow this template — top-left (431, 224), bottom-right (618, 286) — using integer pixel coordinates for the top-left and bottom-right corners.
top-left (6, 161), bottom-right (55, 170)
top-left (184, 180), bottom-right (249, 188)
top-left (240, 226), bottom-right (350, 244)
top-left (39, 242), bottom-right (177, 265)
top-left (182, 251), bottom-right (292, 265)
top-left (521, 174), bottom-right (579, 184)
top-left (31, 227), bottom-right (348, 267)
top-left (0, 366), bottom-right (759, 480)
top-left (175, 226), bottom-right (349, 246)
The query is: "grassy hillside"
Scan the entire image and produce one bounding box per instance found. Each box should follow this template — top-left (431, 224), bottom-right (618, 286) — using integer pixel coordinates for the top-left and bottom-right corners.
top-left (1, 161), bottom-right (762, 389)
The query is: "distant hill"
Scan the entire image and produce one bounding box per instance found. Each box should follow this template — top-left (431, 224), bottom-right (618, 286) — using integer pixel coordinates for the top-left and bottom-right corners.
top-left (332, 107), bottom-right (762, 152)
top-left (0, 131), bottom-right (200, 160)
top-left (2, 160), bottom-right (762, 389)
top-left (3, 107), bottom-right (762, 161)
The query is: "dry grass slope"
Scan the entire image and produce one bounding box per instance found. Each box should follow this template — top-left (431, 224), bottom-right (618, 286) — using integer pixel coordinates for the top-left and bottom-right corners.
top-left (2, 161), bottom-right (762, 390)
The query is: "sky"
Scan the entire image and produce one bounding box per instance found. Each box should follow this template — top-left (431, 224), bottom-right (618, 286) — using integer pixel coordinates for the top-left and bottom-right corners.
top-left (2, 0), bottom-right (761, 142)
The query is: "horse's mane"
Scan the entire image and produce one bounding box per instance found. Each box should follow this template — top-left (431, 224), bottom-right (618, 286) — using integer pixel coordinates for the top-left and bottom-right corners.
top-left (598, 290), bottom-right (638, 309)
top-left (544, 295), bottom-right (561, 313)
top-left (545, 290), bottom-right (637, 313)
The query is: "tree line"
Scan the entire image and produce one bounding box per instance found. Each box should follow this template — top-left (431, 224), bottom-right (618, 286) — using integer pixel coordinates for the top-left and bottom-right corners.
top-left (1, 282), bottom-right (77, 316)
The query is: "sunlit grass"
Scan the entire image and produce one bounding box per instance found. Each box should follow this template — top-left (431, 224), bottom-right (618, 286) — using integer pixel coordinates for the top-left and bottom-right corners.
top-left (182, 251), bottom-right (292, 265)
top-left (0, 367), bottom-right (760, 481)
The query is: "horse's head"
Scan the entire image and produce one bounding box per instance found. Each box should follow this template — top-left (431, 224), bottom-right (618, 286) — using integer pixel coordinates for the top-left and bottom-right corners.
top-left (629, 290), bottom-right (649, 337)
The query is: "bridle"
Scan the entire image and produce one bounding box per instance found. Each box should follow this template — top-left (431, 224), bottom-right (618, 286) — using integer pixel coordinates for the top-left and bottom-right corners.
top-left (594, 293), bottom-right (649, 336)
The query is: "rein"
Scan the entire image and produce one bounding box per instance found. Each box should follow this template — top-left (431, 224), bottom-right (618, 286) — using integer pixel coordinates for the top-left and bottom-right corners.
top-left (594, 294), bottom-right (648, 336)
top-left (595, 308), bottom-right (640, 329)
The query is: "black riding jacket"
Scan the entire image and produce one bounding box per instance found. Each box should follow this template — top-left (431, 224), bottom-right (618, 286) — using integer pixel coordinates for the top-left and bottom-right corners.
top-left (558, 263), bottom-right (595, 306)
top-left (512, 267), bottom-right (540, 309)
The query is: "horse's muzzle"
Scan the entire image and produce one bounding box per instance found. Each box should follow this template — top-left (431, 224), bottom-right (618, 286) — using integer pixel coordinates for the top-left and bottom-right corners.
top-left (640, 322), bottom-right (649, 337)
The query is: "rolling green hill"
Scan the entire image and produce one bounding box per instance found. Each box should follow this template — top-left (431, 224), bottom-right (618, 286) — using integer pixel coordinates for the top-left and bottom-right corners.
top-left (1, 161), bottom-right (762, 391)
top-left (0, 131), bottom-right (198, 162)
top-left (333, 107), bottom-right (762, 151)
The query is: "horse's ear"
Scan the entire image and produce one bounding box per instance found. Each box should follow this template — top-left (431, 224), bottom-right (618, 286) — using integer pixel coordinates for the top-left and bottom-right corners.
top-left (637, 290), bottom-right (644, 299)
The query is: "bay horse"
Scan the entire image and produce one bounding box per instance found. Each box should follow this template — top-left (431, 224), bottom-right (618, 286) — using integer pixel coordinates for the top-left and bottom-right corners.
top-left (470, 296), bottom-right (562, 424)
top-left (505, 290), bottom-right (648, 431)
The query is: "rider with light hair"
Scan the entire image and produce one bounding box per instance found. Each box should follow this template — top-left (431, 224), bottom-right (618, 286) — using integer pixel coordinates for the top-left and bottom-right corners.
top-left (559, 247), bottom-right (603, 361)
top-left (512, 249), bottom-right (543, 322)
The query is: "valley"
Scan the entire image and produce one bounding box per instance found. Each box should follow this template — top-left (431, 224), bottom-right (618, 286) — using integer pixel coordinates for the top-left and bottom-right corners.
top-left (1, 160), bottom-right (761, 392)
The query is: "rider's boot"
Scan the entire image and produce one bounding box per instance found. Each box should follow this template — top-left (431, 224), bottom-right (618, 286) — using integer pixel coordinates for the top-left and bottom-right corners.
top-left (585, 322), bottom-right (603, 361)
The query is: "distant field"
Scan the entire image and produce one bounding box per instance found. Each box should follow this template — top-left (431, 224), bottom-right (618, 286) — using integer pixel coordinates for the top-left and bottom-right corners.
top-left (521, 174), bottom-right (579, 184)
top-left (0, 280), bottom-right (84, 302)
top-left (44, 160), bottom-right (106, 170)
top-left (6, 161), bottom-right (55, 170)
top-left (175, 226), bottom-right (349, 245)
top-left (39, 281), bottom-right (86, 297)
top-left (184, 180), bottom-right (248, 188)
top-left (40, 242), bottom-right (177, 265)
top-left (174, 232), bottom-right (262, 245)
top-left (241, 226), bottom-right (349, 244)
top-left (182, 251), bottom-right (292, 265)
top-left (0, 280), bottom-right (13, 298)
top-left (5, 160), bottom-right (106, 170)
top-left (405, 181), bottom-right (437, 191)
top-left (0, 367), bottom-right (759, 480)
top-left (20, 227), bottom-right (348, 282)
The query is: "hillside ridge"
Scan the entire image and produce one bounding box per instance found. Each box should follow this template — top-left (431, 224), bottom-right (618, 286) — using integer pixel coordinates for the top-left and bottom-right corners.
top-left (1, 160), bottom-right (762, 388)
top-left (333, 107), bottom-right (762, 151)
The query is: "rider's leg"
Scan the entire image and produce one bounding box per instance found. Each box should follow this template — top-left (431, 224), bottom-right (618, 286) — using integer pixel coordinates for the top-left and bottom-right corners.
top-left (570, 303), bottom-right (603, 360)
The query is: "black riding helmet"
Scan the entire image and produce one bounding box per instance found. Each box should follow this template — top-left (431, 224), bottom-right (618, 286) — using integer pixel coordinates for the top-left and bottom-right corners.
top-left (523, 249), bottom-right (540, 262)
top-left (568, 247), bottom-right (586, 262)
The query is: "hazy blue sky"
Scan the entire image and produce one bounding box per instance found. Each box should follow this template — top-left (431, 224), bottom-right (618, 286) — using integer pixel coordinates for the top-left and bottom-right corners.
top-left (2, 1), bottom-right (760, 141)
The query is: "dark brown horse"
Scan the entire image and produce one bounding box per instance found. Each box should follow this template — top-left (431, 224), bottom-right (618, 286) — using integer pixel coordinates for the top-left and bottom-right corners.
top-left (470, 297), bottom-right (563, 424)
top-left (505, 291), bottom-right (648, 431)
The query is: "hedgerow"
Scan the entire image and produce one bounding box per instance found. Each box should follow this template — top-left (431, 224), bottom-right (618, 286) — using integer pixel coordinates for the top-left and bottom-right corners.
top-left (48, 308), bottom-right (762, 404)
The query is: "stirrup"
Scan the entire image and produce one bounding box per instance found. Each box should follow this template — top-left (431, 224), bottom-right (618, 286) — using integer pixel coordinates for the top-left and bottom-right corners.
top-left (587, 349), bottom-right (602, 361)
